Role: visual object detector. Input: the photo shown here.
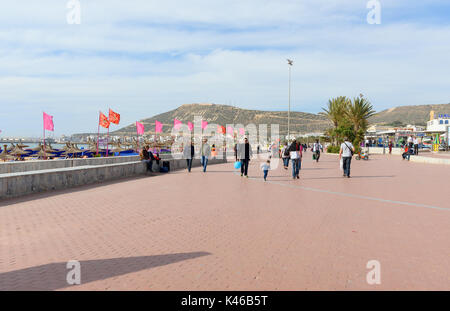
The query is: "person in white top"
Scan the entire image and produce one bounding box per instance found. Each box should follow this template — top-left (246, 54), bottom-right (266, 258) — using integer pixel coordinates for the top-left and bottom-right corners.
top-left (413, 137), bottom-right (419, 155)
top-left (339, 137), bottom-right (355, 178)
top-left (312, 139), bottom-right (323, 162)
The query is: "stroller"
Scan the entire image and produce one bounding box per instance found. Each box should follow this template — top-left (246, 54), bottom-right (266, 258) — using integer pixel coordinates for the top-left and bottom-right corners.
top-left (356, 148), bottom-right (369, 160)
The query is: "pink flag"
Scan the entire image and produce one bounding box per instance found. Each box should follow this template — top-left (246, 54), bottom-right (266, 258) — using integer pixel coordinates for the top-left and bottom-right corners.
top-left (227, 126), bottom-right (233, 134)
top-left (201, 120), bottom-right (208, 129)
top-left (136, 121), bottom-right (144, 135)
top-left (155, 120), bottom-right (163, 133)
top-left (43, 112), bottom-right (54, 131)
top-left (174, 118), bottom-right (182, 130)
top-left (239, 128), bottom-right (245, 135)
top-left (188, 121), bottom-right (194, 131)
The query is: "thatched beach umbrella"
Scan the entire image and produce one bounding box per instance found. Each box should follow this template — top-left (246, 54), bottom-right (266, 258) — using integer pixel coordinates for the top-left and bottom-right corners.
top-left (10, 146), bottom-right (30, 157)
top-left (1, 145), bottom-right (15, 161)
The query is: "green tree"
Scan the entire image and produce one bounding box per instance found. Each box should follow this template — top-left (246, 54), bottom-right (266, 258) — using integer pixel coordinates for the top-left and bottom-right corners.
top-left (321, 96), bottom-right (350, 145)
top-left (345, 96), bottom-right (376, 147)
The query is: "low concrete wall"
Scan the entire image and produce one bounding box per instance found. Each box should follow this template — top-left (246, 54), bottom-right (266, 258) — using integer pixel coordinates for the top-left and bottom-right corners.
top-left (0, 155), bottom-right (141, 174)
top-left (409, 156), bottom-right (450, 165)
top-left (0, 156), bottom-right (227, 200)
top-left (367, 147), bottom-right (430, 155)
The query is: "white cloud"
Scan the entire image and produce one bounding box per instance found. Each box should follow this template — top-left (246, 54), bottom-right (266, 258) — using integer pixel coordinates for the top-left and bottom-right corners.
top-left (0, 0), bottom-right (449, 136)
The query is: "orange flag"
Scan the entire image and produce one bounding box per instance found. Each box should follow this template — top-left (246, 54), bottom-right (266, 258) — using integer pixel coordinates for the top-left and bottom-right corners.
top-left (99, 112), bottom-right (110, 128)
top-left (109, 109), bottom-right (120, 125)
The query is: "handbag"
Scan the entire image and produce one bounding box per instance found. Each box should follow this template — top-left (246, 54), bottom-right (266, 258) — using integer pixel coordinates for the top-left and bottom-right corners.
top-left (344, 142), bottom-right (354, 156)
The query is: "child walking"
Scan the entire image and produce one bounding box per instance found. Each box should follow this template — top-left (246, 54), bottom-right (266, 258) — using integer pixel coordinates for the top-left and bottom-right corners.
top-left (261, 160), bottom-right (270, 181)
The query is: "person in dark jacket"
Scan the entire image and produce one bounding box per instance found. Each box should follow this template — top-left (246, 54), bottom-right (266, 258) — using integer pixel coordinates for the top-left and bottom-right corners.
top-left (237, 137), bottom-right (253, 177)
top-left (183, 140), bottom-right (195, 172)
top-left (141, 145), bottom-right (154, 172)
top-left (287, 139), bottom-right (302, 179)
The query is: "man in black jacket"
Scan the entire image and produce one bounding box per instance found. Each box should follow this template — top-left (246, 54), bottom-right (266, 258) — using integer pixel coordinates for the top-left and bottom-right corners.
top-left (287, 139), bottom-right (302, 179)
top-left (237, 137), bottom-right (253, 177)
top-left (183, 140), bottom-right (195, 172)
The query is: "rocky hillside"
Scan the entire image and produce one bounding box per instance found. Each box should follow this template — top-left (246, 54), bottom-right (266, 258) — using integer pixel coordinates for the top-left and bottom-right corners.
top-left (113, 103), bottom-right (331, 135)
top-left (369, 103), bottom-right (450, 126)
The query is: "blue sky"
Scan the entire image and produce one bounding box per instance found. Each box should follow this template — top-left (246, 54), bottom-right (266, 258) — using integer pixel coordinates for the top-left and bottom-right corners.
top-left (0, 0), bottom-right (449, 136)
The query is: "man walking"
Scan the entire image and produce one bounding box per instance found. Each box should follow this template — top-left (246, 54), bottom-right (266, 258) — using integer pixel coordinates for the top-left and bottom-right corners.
top-left (201, 137), bottom-right (211, 172)
top-left (413, 137), bottom-right (419, 155)
top-left (287, 139), bottom-right (302, 179)
top-left (183, 140), bottom-right (195, 172)
top-left (237, 137), bottom-right (252, 177)
top-left (339, 137), bottom-right (355, 178)
top-left (312, 139), bottom-right (323, 162)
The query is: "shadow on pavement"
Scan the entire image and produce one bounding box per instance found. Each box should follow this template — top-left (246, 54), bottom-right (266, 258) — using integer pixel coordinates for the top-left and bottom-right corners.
top-left (0, 252), bottom-right (210, 291)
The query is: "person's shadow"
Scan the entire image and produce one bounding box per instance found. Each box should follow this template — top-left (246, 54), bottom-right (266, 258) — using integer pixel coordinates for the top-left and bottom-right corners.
top-left (0, 252), bottom-right (210, 291)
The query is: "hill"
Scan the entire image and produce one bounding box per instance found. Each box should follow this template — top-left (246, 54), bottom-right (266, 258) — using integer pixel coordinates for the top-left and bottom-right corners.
top-left (72, 102), bottom-right (450, 138)
top-left (112, 103), bottom-right (331, 136)
top-left (369, 103), bottom-right (450, 126)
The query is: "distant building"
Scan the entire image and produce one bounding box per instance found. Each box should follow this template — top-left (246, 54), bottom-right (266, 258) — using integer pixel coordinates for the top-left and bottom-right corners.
top-left (426, 116), bottom-right (449, 134)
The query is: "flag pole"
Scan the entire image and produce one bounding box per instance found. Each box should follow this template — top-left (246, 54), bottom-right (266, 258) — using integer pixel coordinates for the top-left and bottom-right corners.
top-left (136, 122), bottom-right (139, 153)
top-left (43, 112), bottom-right (46, 160)
top-left (106, 126), bottom-right (109, 157)
top-left (96, 111), bottom-right (100, 155)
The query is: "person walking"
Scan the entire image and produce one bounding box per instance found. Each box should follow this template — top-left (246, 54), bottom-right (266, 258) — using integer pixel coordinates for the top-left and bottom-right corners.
top-left (261, 160), bottom-right (270, 181)
top-left (413, 137), bottom-right (419, 155)
top-left (281, 143), bottom-right (289, 169)
top-left (237, 137), bottom-right (252, 177)
top-left (183, 140), bottom-right (195, 172)
top-left (312, 139), bottom-right (323, 162)
top-left (201, 138), bottom-right (211, 172)
top-left (389, 140), bottom-right (393, 154)
top-left (339, 137), bottom-right (355, 178)
top-left (287, 139), bottom-right (302, 179)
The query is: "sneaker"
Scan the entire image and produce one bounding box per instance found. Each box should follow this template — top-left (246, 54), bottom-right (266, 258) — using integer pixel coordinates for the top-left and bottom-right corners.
top-left (297, 175), bottom-right (299, 179)
top-left (347, 175), bottom-right (351, 178)
top-left (241, 173), bottom-right (243, 177)
top-left (246, 175), bottom-right (249, 178)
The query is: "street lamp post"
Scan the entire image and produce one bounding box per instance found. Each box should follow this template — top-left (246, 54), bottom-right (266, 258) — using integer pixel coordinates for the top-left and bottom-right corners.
top-left (287, 59), bottom-right (293, 141)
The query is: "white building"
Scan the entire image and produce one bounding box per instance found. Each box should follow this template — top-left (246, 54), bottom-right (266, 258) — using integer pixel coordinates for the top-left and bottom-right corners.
top-left (426, 117), bottom-right (450, 133)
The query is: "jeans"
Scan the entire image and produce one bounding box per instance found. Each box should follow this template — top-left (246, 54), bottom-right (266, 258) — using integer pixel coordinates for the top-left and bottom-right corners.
top-left (283, 158), bottom-right (289, 167)
top-left (240, 159), bottom-right (249, 176)
top-left (342, 156), bottom-right (352, 176)
top-left (315, 151), bottom-right (320, 161)
top-left (263, 170), bottom-right (268, 180)
top-left (292, 159), bottom-right (300, 178)
top-left (186, 159), bottom-right (193, 172)
top-left (142, 159), bottom-right (153, 172)
top-left (201, 156), bottom-right (208, 172)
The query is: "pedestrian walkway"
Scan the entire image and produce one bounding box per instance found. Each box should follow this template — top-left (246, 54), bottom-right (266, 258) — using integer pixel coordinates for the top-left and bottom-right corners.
top-left (0, 154), bottom-right (449, 290)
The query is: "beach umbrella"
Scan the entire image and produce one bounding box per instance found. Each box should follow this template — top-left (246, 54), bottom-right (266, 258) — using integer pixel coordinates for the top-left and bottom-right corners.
top-left (1, 145), bottom-right (15, 161)
top-left (10, 146), bottom-right (30, 157)
top-left (16, 142), bottom-right (29, 149)
top-left (31, 143), bottom-right (44, 152)
top-left (35, 149), bottom-right (54, 159)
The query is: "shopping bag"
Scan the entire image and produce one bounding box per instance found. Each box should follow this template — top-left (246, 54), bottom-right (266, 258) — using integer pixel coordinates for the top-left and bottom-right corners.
top-left (339, 158), bottom-right (343, 171)
top-left (290, 151), bottom-right (299, 159)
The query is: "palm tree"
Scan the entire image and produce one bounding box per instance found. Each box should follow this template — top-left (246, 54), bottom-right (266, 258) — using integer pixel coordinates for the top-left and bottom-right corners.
top-left (321, 96), bottom-right (350, 144)
top-left (345, 97), bottom-right (376, 146)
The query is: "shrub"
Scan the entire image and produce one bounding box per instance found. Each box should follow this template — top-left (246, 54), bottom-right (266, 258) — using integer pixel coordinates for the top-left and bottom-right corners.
top-left (327, 145), bottom-right (340, 154)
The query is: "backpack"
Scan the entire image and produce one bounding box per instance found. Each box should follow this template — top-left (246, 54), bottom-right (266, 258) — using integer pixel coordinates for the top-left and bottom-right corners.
top-left (283, 147), bottom-right (290, 157)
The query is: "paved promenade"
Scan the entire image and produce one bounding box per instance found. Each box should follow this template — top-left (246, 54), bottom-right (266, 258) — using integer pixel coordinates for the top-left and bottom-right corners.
top-left (0, 153), bottom-right (449, 290)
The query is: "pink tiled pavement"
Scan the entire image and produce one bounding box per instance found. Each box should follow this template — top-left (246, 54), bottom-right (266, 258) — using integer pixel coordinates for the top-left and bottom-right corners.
top-left (0, 153), bottom-right (449, 290)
